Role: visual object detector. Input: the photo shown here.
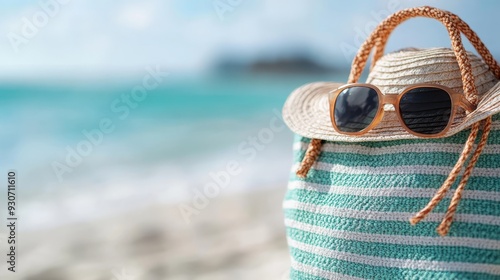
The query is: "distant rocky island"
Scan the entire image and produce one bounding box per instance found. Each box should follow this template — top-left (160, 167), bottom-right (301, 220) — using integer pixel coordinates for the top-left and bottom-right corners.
top-left (214, 54), bottom-right (343, 75)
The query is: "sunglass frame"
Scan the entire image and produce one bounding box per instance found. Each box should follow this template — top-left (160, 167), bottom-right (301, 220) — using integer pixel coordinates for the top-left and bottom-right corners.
top-left (328, 83), bottom-right (476, 138)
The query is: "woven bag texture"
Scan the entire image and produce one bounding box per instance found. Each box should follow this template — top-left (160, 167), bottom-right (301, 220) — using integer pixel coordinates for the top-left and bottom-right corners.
top-left (284, 114), bottom-right (500, 279)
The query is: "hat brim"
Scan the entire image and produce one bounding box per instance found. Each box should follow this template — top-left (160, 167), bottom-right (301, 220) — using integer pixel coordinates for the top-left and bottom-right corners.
top-left (282, 81), bottom-right (500, 142)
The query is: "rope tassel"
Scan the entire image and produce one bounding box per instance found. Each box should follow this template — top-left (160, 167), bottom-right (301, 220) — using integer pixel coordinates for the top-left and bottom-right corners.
top-left (437, 117), bottom-right (492, 235)
top-left (409, 123), bottom-right (480, 225)
top-left (410, 118), bottom-right (492, 235)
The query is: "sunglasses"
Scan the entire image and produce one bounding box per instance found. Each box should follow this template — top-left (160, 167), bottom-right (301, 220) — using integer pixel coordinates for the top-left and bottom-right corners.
top-left (329, 83), bottom-right (476, 137)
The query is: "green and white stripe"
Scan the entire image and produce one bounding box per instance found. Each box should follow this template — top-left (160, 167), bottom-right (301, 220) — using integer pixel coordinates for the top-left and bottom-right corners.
top-left (285, 116), bottom-right (500, 279)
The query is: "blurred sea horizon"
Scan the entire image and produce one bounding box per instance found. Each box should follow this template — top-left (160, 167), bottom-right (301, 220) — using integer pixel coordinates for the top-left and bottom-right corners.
top-left (1, 71), bottom-right (348, 232)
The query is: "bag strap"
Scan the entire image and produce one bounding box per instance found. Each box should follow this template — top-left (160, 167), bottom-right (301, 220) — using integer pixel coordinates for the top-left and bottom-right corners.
top-left (348, 6), bottom-right (500, 104)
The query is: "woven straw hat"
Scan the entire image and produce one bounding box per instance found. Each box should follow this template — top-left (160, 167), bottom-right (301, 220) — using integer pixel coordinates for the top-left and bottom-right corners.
top-left (283, 47), bottom-right (500, 142)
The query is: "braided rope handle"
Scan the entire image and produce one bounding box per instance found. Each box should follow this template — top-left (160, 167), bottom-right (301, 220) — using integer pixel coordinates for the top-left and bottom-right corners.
top-left (349, 6), bottom-right (495, 104)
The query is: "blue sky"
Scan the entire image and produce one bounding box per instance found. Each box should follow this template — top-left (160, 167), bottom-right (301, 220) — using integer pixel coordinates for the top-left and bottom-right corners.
top-left (0, 0), bottom-right (498, 78)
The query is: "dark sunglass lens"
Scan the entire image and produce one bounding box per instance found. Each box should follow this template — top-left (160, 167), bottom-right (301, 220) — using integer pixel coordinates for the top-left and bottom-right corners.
top-left (399, 87), bottom-right (452, 135)
top-left (334, 87), bottom-right (379, 132)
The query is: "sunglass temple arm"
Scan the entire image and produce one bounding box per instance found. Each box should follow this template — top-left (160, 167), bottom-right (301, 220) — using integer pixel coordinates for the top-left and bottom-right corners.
top-left (460, 96), bottom-right (476, 113)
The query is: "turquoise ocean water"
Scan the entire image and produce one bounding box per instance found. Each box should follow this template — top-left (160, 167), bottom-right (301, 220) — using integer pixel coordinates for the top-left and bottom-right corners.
top-left (0, 73), bottom-right (345, 229)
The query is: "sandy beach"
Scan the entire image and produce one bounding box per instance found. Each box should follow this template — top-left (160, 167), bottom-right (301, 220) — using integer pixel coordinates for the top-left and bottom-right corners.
top-left (1, 186), bottom-right (289, 280)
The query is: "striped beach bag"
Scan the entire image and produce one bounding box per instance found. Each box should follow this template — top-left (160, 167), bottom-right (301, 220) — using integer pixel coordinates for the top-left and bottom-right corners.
top-left (282, 7), bottom-right (500, 279)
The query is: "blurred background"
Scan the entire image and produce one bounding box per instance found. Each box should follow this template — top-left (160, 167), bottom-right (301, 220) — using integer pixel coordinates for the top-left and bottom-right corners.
top-left (0, 1), bottom-right (499, 279)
